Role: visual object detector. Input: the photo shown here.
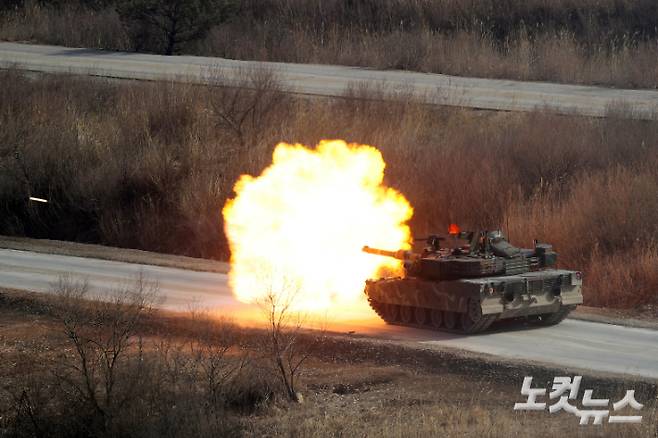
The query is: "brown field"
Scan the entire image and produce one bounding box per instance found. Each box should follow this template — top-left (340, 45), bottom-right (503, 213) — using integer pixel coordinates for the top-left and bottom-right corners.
top-left (1, 70), bottom-right (657, 309)
top-left (1, 288), bottom-right (656, 438)
top-left (2, 0), bottom-right (658, 88)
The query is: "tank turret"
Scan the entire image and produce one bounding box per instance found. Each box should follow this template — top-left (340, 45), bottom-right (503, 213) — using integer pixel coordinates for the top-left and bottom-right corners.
top-left (364, 230), bottom-right (556, 280)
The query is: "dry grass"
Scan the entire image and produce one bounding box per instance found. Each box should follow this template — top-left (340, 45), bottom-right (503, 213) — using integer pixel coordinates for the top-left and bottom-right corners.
top-left (0, 69), bottom-right (290, 259)
top-left (0, 70), bottom-right (657, 309)
top-left (505, 167), bottom-right (658, 307)
top-left (0, 287), bottom-right (271, 437)
top-left (2, 0), bottom-right (658, 87)
top-left (0, 2), bottom-right (129, 49)
top-left (1, 289), bottom-right (656, 438)
top-left (202, 23), bottom-right (658, 88)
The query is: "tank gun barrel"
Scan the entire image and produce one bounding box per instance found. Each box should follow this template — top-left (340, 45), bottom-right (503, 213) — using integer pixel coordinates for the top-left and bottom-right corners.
top-left (362, 246), bottom-right (415, 261)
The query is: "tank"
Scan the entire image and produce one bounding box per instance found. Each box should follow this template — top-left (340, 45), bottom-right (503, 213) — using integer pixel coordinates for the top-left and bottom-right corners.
top-left (362, 228), bottom-right (583, 333)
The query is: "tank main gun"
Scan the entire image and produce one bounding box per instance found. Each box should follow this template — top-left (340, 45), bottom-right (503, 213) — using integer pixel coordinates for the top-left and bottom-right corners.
top-left (362, 246), bottom-right (418, 262)
top-left (363, 234), bottom-right (446, 261)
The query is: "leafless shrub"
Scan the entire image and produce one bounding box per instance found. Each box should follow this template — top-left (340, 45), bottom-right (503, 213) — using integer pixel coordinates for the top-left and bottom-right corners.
top-left (256, 279), bottom-right (321, 403)
top-left (0, 278), bottom-right (269, 436)
top-left (0, 353), bottom-right (55, 438)
top-left (186, 310), bottom-right (250, 409)
top-left (206, 66), bottom-right (288, 150)
top-left (48, 274), bottom-right (157, 432)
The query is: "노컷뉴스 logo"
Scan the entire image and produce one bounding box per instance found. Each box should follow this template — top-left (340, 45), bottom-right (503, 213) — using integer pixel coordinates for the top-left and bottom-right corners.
top-left (514, 376), bottom-right (644, 425)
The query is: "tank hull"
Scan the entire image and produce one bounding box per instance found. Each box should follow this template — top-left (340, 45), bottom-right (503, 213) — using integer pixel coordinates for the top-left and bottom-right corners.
top-left (364, 269), bottom-right (583, 333)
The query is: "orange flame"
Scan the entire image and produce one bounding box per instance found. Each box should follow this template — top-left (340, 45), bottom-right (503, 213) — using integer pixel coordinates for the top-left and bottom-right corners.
top-left (448, 223), bottom-right (461, 235)
top-left (222, 140), bottom-right (413, 315)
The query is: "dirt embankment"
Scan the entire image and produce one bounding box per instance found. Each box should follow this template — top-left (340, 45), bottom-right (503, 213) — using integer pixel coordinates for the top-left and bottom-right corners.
top-left (1, 289), bottom-right (656, 437)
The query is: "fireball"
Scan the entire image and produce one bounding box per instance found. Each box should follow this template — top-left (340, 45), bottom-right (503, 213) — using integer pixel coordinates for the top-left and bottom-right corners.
top-left (222, 140), bottom-right (412, 314)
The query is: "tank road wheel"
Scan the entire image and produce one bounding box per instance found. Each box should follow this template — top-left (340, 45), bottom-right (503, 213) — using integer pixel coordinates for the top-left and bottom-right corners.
top-left (443, 311), bottom-right (458, 330)
top-left (460, 298), bottom-right (485, 334)
top-left (399, 306), bottom-right (414, 324)
top-left (414, 307), bottom-right (429, 326)
top-left (430, 309), bottom-right (443, 329)
top-left (386, 304), bottom-right (401, 323)
top-left (533, 306), bottom-right (575, 326)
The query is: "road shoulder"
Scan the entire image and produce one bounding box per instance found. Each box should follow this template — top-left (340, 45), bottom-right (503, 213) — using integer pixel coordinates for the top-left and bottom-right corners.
top-left (0, 235), bottom-right (229, 274)
top-left (572, 306), bottom-right (658, 330)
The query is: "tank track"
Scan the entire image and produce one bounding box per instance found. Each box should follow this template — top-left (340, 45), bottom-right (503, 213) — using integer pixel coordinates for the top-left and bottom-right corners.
top-left (368, 298), bottom-right (498, 334)
top-left (368, 299), bottom-right (576, 334)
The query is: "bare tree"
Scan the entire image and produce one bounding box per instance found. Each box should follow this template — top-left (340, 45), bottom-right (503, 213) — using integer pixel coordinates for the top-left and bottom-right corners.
top-left (50, 274), bottom-right (157, 431)
top-left (257, 279), bottom-right (319, 403)
top-left (207, 67), bottom-right (288, 150)
top-left (117, 0), bottom-right (236, 55)
top-left (187, 309), bottom-right (246, 410)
